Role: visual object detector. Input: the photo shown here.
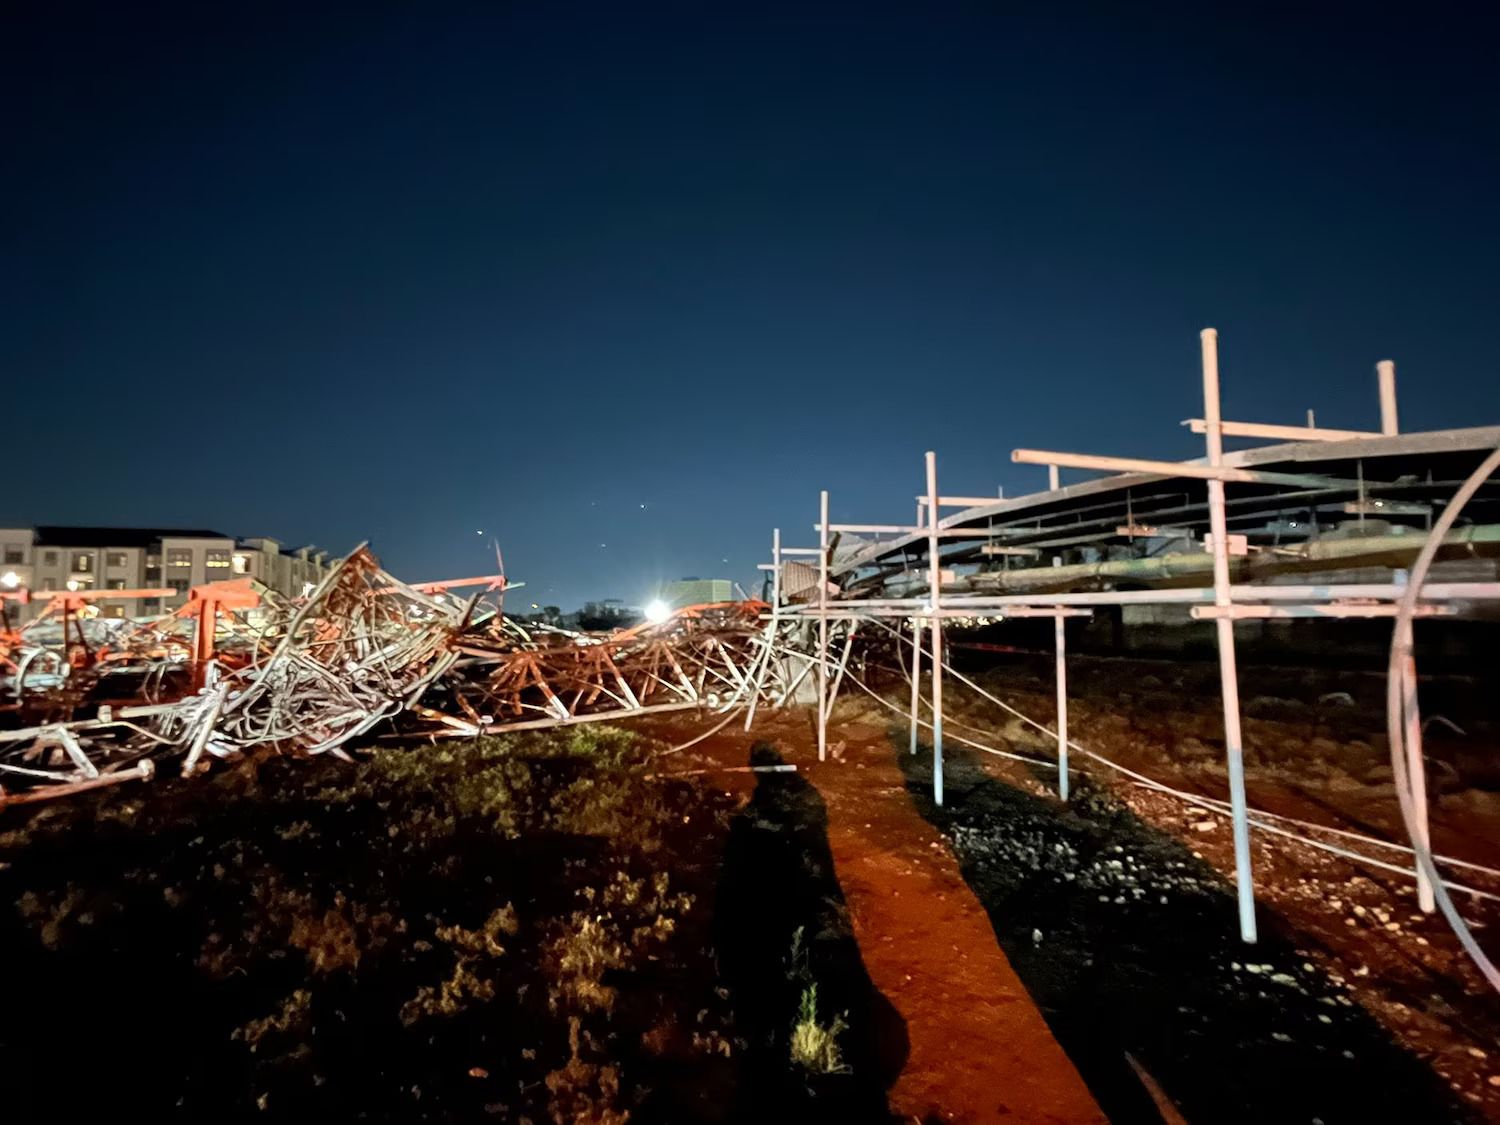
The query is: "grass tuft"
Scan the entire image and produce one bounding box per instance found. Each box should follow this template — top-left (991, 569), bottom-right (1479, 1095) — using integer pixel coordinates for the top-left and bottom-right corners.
top-left (789, 983), bottom-right (849, 1075)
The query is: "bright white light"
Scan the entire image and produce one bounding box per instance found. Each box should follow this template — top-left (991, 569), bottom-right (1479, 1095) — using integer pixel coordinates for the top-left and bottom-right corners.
top-left (0, 571), bottom-right (18, 589)
top-left (66, 579), bottom-right (80, 592)
top-left (643, 599), bottom-right (671, 625)
top-left (302, 582), bottom-right (315, 597)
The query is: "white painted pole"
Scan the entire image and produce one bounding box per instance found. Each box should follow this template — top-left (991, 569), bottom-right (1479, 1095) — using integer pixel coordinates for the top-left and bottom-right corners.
top-left (1377, 360), bottom-right (1399, 436)
top-left (1203, 327), bottom-right (1258, 944)
top-left (1396, 602), bottom-right (1436, 912)
top-left (1051, 558), bottom-right (1069, 801)
top-left (1014, 447), bottom-right (1332, 487)
top-left (818, 490), bottom-right (829, 763)
top-left (926, 452), bottom-right (944, 806)
top-left (909, 614), bottom-right (922, 756)
top-left (1048, 464), bottom-right (1061, 491)
top-left (1054, 606), bottom-right (1069, 802)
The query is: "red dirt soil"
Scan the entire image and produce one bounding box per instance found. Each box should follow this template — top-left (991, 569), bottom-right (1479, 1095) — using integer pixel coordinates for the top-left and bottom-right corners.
top-left (638, 710), bottom-right (1105, 1123)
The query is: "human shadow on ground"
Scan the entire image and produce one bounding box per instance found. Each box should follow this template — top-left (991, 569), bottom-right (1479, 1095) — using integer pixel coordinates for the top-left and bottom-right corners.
top-left (714, 743), bottom-right (908, 1122)
top-left (897, 741), bottom-right (1474, 1125)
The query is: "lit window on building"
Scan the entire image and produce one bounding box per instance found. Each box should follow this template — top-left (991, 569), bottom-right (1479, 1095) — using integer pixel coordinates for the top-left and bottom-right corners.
top-left (107, 578), bottom-right (127, 591)
top-left (168, 549), bottom-right (192, 569)
top-left (71, 552), bottom-right (93, 573)
top-left (206, 549), bottom-right (232, 569)
top-left (232, 553), bottom-right (251, 574)
top-left (106, 552), bottom-right (128, 568)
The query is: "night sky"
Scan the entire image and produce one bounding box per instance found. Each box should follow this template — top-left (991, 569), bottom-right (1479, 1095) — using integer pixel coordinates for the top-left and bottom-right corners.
top-left (5, 3), bottom-right (1498, 609)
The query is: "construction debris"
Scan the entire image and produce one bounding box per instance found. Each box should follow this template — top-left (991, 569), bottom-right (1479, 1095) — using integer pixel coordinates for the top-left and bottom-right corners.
top-left (0, 546), bottom-right (790, 805)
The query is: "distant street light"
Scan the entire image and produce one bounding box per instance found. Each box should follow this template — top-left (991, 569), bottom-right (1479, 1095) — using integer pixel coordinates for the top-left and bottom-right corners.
top-left (0, 571), bottom-right (18, 589)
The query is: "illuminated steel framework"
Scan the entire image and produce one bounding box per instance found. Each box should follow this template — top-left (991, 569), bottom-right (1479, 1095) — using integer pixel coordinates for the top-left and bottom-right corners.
top-left (760, 330), bottom-right (1499, 963)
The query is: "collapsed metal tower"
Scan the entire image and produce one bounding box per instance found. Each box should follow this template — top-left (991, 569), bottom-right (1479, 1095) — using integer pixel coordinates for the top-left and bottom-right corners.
top-left (0, 556), bottom-right (792, 804)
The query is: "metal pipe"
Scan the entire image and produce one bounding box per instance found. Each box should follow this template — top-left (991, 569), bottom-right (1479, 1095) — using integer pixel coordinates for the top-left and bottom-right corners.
top-left (1400, 619), bottom-right (1435, 911)
top-left (816, 523), bottom-right (918, 535)
top-left (1378, 360), bottom-right (1399, 435)
top-left (1054, 582), bottom-right (1069, 801)
top-left (1203, 327), bottom-right (1258, 944)
top-left (1184, 418), bottom-right (1379, 442)
top-left (1193, 603), bottom-right (1456, 620)
top-left (818, 491), bottom-right (829, 763)
top-left (1013, 448), bottom-right (1339, 488)
top-left (926, 451), bottom-right (944, 806)
top-left (823, 622), bottom-right (858, 725)
top-left (770, 580), bottom-right (1500, 612)
top-left (781, 607), bottom-right (1090, 620)
top-left (908, 615), bottom-right (922, 756)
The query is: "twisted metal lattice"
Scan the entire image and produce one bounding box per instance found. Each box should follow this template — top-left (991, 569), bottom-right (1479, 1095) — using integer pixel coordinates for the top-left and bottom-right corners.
top-left (0, 553), bottom-right (791, 806)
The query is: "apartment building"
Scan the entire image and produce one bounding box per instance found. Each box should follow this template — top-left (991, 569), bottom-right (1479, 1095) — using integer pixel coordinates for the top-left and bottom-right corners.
top-left (0, 526), bottom-right (333, 621)
top-left (659, 577), bottom-right (735, 606)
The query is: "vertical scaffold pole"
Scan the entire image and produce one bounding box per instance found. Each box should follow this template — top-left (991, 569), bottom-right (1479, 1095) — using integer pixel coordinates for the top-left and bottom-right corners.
top-left (1202, 327), bottom-right (1258, 944)
top-left (1377, 359), bottom-right (1399, 436)
top-left (909, 614), bottom-right (922, 756)
top-left (1054, 607), bottom-right (1069, 802)
top-left (925, 452), bottom-right (944, 806)
top-left (817, 490), bottom-right (829, 763)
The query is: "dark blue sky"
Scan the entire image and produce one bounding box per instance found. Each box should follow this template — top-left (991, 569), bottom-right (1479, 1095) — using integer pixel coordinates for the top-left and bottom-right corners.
top-left (5, 2), bottom-right (1498, 608)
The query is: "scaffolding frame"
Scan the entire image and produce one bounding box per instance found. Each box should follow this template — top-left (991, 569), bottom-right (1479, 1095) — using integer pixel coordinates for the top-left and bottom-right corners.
top-left (775, 328), bottom-right (1500, 944)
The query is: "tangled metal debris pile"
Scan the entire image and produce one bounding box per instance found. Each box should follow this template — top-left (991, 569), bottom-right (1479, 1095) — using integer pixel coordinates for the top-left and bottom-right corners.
top-left (0, 546), bottom-right (789, 807)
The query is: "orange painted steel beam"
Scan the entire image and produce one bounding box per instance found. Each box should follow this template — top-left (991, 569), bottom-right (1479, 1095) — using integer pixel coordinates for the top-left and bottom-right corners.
top-left (177, 580), bottom-right (262, 689)
top-left (182, 578), bottom-right (261, 611)
top-left (405, 574), bottom-right (508, 594)
top-left (34, 587), bottom-right (175, 610)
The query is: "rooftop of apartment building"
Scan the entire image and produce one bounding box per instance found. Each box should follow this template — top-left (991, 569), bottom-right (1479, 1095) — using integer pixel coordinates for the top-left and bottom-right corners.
top-left (25, 527), bottom-right (328, 558)
top-left (32, 526), bottom-right (230, 547)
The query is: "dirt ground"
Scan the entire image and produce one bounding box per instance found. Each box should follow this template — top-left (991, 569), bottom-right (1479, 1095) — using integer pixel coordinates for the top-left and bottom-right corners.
top-left (639, 710), bottom-right (1104, 1124)
top-left (645, 682), bottom-right (1497, 1124)
top-left (879, 649), bottom-right (1500, 1120)
top-left (0, 726), bottom-right (904, 1122)
top-left (2, 653), bottom-right (1496, 1122)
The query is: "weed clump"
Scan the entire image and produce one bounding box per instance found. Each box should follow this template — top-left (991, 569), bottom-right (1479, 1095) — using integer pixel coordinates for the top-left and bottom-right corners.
top-left (234, 989), bottom-right (313, 1053)
top-left (789, 983), bottom-right (849, 1075)
top-left (400, 903), bottom-right (519, 1025)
